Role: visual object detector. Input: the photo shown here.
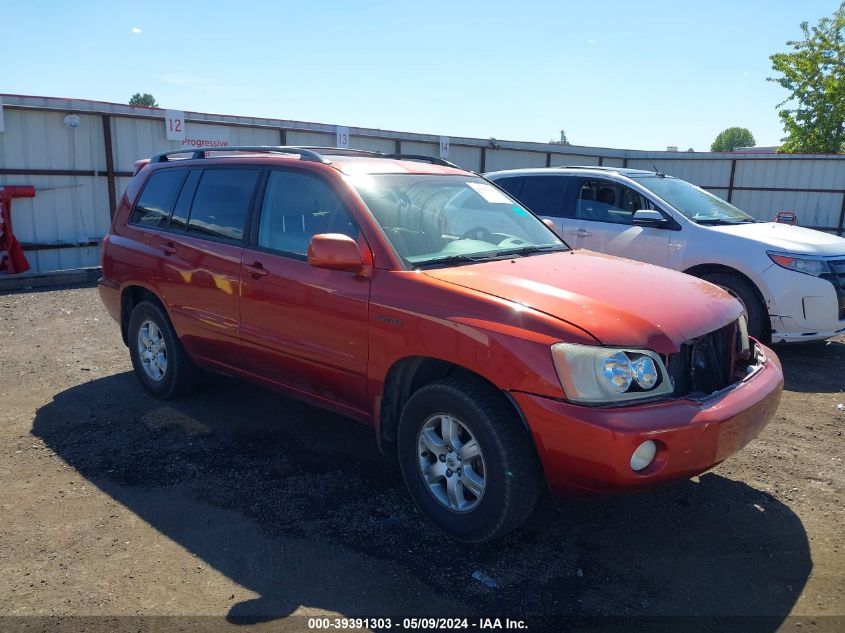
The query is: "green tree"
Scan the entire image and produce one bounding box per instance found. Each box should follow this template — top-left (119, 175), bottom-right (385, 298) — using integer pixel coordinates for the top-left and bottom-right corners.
top-left (711, 127), bottom-right (756, 152)
top-left (768, 3), bottom-right (845, 153)
top-left (129, 93), bottom-right (158, 107)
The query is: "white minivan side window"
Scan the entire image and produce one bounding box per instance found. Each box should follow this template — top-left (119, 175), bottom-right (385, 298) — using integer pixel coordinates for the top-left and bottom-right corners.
top-left (576, 179), bottom-right (650, 225)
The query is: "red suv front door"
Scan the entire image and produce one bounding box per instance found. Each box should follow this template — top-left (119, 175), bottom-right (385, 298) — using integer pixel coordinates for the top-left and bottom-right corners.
top-left (238, 168), bottom-right (371, 417)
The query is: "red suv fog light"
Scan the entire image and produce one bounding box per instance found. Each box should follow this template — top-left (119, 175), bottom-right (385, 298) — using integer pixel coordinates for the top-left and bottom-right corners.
top-left (630, 440), bottom-right (657, 472)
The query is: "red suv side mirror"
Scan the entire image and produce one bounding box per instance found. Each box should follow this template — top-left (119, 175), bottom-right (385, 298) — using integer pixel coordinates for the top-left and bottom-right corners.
top-left (307, 234), bottom-right (364, 273)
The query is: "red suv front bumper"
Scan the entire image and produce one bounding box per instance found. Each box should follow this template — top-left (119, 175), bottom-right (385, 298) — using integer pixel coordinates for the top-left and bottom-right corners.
top-left (512, 344), bottom-right (784, 495)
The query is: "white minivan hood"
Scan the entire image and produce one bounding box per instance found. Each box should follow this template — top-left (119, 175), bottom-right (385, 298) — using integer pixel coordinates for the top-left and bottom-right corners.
top-left (708, 222), bottom-right (845, 257)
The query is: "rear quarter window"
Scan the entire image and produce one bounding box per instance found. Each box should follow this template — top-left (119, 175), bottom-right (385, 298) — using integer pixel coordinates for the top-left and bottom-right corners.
top-left (517, 176), bottom-right (569, 217)
top-left (493, 176), bottom-right (524, 199)
top-left (130, 170), bottom-right (185, 228)
top-left (169, 170), bottom-right (201, 231)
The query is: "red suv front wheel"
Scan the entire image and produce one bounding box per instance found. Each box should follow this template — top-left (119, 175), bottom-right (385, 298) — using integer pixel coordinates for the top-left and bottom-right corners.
top-left (397, 376), bottom-right (543, 543)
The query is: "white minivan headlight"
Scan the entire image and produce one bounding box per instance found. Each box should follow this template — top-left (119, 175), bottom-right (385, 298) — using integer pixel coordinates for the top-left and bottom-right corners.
top-left (767, 252), bottom-right (831, 277)
top-left (551, 343), bottom-right (674, 405)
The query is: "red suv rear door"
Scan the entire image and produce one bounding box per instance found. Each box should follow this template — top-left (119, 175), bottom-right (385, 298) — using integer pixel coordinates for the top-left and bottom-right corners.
top-left (154, 166), bottom-right (261, 364)
top-left (238, 168), bottom-right (371, 417)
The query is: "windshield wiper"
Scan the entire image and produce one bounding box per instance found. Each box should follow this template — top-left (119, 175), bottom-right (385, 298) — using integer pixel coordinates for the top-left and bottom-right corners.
top-left (494, 244), bottom-right (569, 257)
top-left (414, 244), bottom-right (568, 268)
top-left (413, 253), bottom-right (496, 268)
top-left (695, 218), bottom-right (756, 226)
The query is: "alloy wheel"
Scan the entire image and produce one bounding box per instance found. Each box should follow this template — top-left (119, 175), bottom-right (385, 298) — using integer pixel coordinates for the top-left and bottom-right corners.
top-left (417, 414), bottom-right (486, 513)
top-left (137, 319), bottom-right (168, 381)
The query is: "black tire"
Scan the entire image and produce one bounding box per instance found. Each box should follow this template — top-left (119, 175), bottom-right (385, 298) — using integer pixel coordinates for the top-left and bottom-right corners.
top-left (397, 376), bottom-right (543, 543)
top-left (127, 300), bottom-right (201, 398)
top-left (700, 272), bottom-right (769, 342)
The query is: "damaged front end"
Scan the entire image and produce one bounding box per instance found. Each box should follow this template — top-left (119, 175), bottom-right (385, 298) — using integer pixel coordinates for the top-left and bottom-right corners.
top-left (665, 316), bottom-right (764, 400)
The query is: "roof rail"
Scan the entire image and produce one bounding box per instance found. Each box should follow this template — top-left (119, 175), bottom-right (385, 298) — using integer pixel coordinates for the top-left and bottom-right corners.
top-left (383, 153), bottom-right (461, 169)
top-left (297, 147), bottom-right (461, 168)
top-left (148, 145), bottom-right (463, 170)
top-left (293, 146), bottom-right (385, 158)
top-left (556, 165), bottom-right (620, 171)
top-left (150, 146), bottom-right (331, 164)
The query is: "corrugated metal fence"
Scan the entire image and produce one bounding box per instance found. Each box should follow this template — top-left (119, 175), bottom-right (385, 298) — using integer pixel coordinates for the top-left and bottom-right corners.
top-left (1, 94), bottom-right (844, 274)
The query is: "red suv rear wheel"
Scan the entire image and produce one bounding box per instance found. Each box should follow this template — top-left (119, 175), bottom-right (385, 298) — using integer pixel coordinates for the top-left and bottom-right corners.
top-left (127, 301), bottom-right (201, 398)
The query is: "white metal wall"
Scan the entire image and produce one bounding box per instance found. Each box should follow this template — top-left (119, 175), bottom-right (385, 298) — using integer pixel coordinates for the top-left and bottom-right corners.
top-left (549, 153), bottom-right (600, 167)
top-left (0, 108), bottom-right (105, 170)
top-left (626, 158), bottom-right (734, 186)
top-left (485, 149), bottom-right (547, 171)
top-left (349, 135), bottom-right (395, 153)
top-left (1, 94), bottom-right (843, 275)
top-left (624, 157), bottom-right (845, 228)
top-left (0, 108), bottom-right (110, 271)
top-left (111, 118), bottom-right (278, 173)
top-left (0, 175), bottom-right (108, 272)
top-left (286, 130), bottom-right (334, 146)
top-left (732, 190), bottom-right (842, 226)
top-left (736, 158), bottom-right (845, 189)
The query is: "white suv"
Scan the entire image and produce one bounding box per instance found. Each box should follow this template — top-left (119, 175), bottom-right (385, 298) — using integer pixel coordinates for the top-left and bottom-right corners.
top-left (486, 166), bottom-right (845, 343)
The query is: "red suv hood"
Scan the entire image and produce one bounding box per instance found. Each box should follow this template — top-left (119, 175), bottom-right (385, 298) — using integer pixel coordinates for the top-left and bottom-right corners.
top-left (423, 250), bottom-right (742, 353)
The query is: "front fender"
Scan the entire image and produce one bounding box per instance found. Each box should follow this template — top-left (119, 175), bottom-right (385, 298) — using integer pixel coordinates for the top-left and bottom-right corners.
top-left (366, 270), bottom-right (600, 410)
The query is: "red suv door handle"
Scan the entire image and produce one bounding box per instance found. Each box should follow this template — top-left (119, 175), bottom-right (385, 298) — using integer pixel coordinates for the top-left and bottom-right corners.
top-left (159, 241), bottom-right (177, 255)
top-left (244, 262), bottom-right (269, 278)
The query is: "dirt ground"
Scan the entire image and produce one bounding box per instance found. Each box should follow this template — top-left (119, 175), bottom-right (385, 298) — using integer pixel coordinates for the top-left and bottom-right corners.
top-left (0, 284), bottom-right (843, 631)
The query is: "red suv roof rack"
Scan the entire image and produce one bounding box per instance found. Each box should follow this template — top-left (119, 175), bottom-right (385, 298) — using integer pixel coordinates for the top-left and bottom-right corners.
top-left (276, 146), bottom-right (461, 168)
top-left (149, 146), bottom-right (462, 169)
top-left (150, 146), bottom-right (330, 164)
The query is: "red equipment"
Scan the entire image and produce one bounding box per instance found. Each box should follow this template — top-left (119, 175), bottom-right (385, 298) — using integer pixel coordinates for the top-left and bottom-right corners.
top-left (775, 210), bottom-right (798, 225)
top-left (0, 185), bottom-right (35, 274)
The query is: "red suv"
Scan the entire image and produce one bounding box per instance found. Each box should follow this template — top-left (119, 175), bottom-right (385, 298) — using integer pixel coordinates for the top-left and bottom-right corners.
top-left (99, 146), bottom-right (784, 542)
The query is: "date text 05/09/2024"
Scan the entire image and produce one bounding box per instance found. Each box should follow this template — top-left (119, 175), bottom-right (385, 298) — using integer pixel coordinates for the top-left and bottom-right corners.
top-left (306, 617), bottom-right (528, 630)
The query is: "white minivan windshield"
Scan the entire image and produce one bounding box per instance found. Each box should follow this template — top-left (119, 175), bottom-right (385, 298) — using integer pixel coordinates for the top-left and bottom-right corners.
top-left (634, 176), bottom-right (757, 225)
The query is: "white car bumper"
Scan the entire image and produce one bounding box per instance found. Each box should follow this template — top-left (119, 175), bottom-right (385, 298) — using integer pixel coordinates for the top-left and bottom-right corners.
top-left (761, 262), bottom-right (845, 343)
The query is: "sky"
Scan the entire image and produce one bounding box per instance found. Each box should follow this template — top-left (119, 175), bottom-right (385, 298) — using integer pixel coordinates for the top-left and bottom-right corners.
top-left (1, 0), bottom-right (840, 151)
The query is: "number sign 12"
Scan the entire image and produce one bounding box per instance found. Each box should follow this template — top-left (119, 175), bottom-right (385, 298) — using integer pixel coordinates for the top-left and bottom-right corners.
top-left (165, 110), bottom-right (186, 141)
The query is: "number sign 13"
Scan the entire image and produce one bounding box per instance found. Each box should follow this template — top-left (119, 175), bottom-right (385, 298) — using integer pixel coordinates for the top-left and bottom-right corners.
top-left (336, 126), bottom-right (349, 149)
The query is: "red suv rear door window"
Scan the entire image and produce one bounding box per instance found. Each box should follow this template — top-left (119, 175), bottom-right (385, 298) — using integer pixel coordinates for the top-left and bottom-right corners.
top-left (186, 169), bottom-right (260, 241)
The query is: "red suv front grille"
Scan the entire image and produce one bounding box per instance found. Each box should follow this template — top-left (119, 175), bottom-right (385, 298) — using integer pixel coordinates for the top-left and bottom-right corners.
top-left (665, 320), bottom-right (740, 397)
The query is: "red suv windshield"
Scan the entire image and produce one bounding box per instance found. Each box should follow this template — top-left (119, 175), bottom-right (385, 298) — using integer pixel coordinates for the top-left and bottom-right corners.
top-left (350, 174), bottom-right (566, 267)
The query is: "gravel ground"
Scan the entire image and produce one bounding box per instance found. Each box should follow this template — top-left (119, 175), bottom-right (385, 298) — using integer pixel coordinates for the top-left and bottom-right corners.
top-left (0, 285), bottom-right (843, 631)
